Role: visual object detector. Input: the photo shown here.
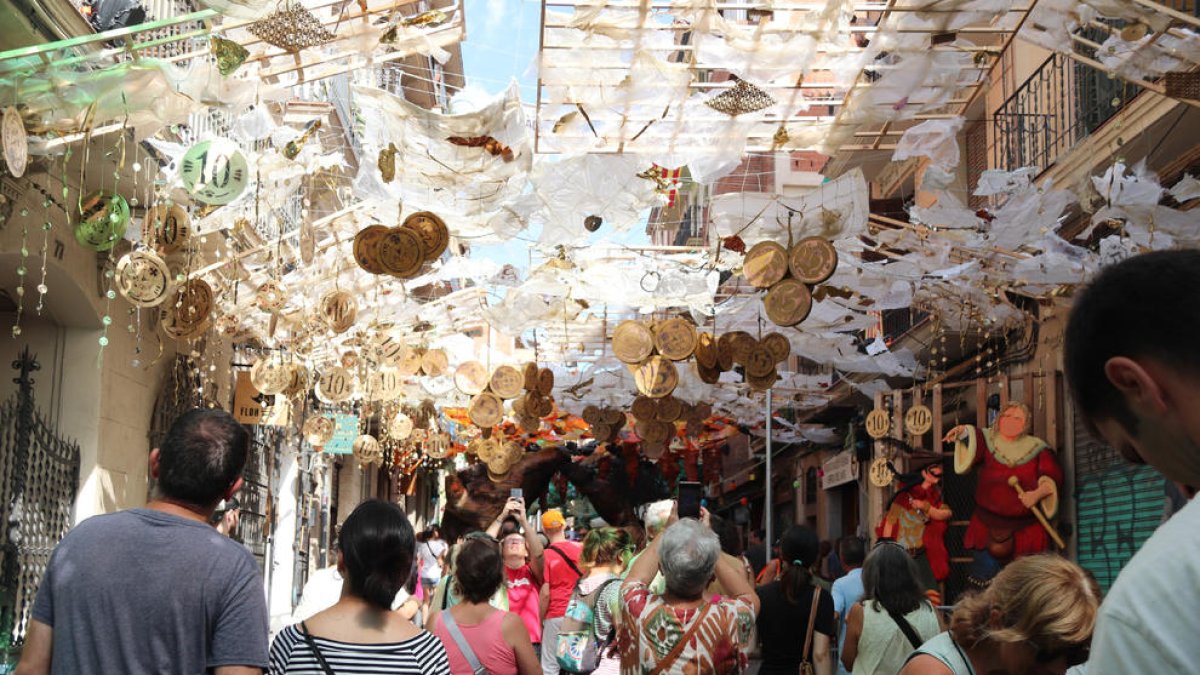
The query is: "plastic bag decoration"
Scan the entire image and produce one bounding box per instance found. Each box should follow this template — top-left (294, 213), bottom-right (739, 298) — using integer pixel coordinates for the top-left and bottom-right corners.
top-left (704, 79), bottom-right (777, 117)
top-left (210, 36), bottom-right (250, 77)
top-left (248, 2), bottom-right (335, 52)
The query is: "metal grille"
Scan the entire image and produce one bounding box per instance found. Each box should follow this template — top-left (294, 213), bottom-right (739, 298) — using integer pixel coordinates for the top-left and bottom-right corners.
top-left (0, 348), bottom-right (80, 647)
top-left (238, 426), bottom-right (281, 571)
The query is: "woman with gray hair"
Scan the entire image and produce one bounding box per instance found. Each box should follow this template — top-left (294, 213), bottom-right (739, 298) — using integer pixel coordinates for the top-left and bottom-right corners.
top-left (616, 504), bottom-right (759, 674)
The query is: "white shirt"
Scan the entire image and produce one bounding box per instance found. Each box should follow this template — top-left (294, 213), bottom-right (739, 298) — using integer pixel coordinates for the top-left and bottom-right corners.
top-left (417, 539), bottom-right (448, 581)
top-left (1089, 496), bottom-right (1200, 674)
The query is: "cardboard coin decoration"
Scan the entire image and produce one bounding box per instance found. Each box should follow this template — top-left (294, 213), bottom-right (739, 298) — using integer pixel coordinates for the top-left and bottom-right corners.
top-left (655, 396), bottom-right (683, 423)
top-left (904, 404), bottom-right (933, 436)
top-left (319, 290), bottom-right (357, 334)
top-left (726, 332), bottom-right (757, 365)
top-left (535, 395), bottom-right (554, 418)
top-left (403, 211), bottom-right (449, 262)
top-left (75, 191), bottom-right (130, 252)
top-left (746, 368), bottom-right (778, 392)
top-left (255, 280), bottom-right (287, 313)
top-left (161, 279), bottom-right (213, 339)
top-left (743, 241), bottom-right (789, 288)
top-left (633, 356), bottom-right (678, 399)
top-left (420, 349), bottom-right (449, 377)
top-left (3, 106), bottom-right (28, 178)
top-left (179, 139), bottom-right (249, 205)
top-left (591, 422), bottom-right (611, 442)
top-left (631, 396), bottom-right (657, 420)
top-left (762, 332), bottom-right (791, 364)
top-left (715, 334), bottom-right (735, 371)
top-left (426, 432), bottom-right (451, 459)
top-left (316, 366), bottom-right (354, 402)
top-left (537, 367), bottom-right (555, 396)
top-left (693, 402), bottom-right (713, 421)
top-left (612, 320), bottom-right (654, 364)
top-left (281, 364), bottom-right (309, 399)
top-left (365, 368), bottom-right (402, 402)
top-left (642, 439), bottom-right (667, 460)
top-left (454, 361), bottom-right (490, 395)
top-left (353, 434), bottom-right (383, 465)
top-left (865, 409), bottom-right (890, 439)
top-left (303, 415), bottom-right (335, 446)
top-left (489, 365), bottom-right (525, 399)
top-left (518, 415), bottom-right (540, 433)
top-left (697, 360), bottom-right (721, 384)
top-left (523, 362), bottom-right (539, 391)
top-left (373, 335), bottom-right (407, 364)
top-left (116, 250), bottom-right (173, 307)
top-left (603, 408), bottom-right (624, 426)
top-left (582, 405), bottom-right (602, 426)
top-left (469, 392), bottom-right (504, 428)
top-left (744, 346), bottom-right (777, 378)
top-left (764, 278), bottom-right (813, 327)
top-left (389, 412), bottom-right (414, 440)
top-left (869, 457), bottom-right (895, 487)
top-left (353, 225), bottom-right (390, 274)
top-left (788, 237), bottom-right (839, 285)
top-left (694, 331), bottom-right (718, 369)
top-left (251, 358), bottom-right (291, 395)
top-left (654, 318), bottom-right (698, 361)
top-left (378, 226), bottom-right (425, 278)
top-left (143, 203), bottom-right (191, 254)
top-left (398, 348), bottom-right (423, 375)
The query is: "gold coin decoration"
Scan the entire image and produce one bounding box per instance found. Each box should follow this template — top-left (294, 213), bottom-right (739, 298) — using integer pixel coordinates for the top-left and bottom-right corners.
top-left (398, 348), bottom-right (423, 375)
top-left (746, 368), bottom-right (778, 392)
top-left (161, 279), bottom-right (213, 340)
top-left (612, 320), bottom-right (654, 364)
top-left (454, 361), bottom-right (490, 395)
top-left (744, 346), bottom-right (776, 378)
top-left (353, 434), bottom-right (383, 466)
top-left (403, 211), bottom-right (450, 262)
top-left (251, 357), bottom-right (292, 395)
top-left (389, 412), bottom-right (414, 440)
top-left (523, 362), bottom-right (539, 390)
top-left (303, 415), bottom-right (335, 446)
top-left (905, 404), bottom-right (933, 436)
top-left (633, 356), bottom-right (679, 399)
top-left (316, 366), bottom-right (354, 403)
top-left (378, 226), bottom-right (425, 278)
top-left (865, 409), bottom-right (890, 439)
top-left (420, 349), bottom-right (449, 377)
top-left (763, 278), bottom-right (813, 327)
top-left (143, 203), bottom-right (191, 254)
top-left (655, 396), bottom-right (683, 423)
top-left (116, 250), bottom-right (173, 308)
top-left (364, 368), bottom-right (403, 402)
top-left (489, 365), bottom-right (525, 399)
top-left (281, 364), bottom-right (309, 399)
top-left (788, 237), bottom-right (839, 285)
top-left (694, 331), bottom-right (718, 369)
top-left (761, 332), bottom-right (791, 364)
top-left (319, 290), bottom-right (357, 334)
top-left (869, 457), bottom-right (895, 487)
top-left (654, 318), bottom-right (698, 361)
top-left (468, 392), bottom-right (504, 428)
top-left (743, 241), bottom-right (789, 288)
top-left (537, 368), bottom-right (555, 396)
top-left (353, 225), bottom-right (390, 274)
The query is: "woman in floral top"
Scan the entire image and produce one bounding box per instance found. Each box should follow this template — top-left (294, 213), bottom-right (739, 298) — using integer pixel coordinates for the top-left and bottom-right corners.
top-left (617, 505), bottom-right (759, 675)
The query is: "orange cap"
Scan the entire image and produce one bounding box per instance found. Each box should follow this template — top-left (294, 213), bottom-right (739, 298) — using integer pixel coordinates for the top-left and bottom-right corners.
top-left (541, 509), bottom-right (566, 531)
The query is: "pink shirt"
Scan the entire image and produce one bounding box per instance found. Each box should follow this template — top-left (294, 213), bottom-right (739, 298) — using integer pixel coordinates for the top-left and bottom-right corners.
top-left (433, 608), bottom-right (517, 675)
top-left (506, 565), bottom-right (542, 643)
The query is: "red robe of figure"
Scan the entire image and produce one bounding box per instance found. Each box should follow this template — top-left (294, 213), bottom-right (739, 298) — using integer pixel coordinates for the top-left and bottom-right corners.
top-left (877, 464), bottom-right (952, 582)
top-left (947, 402), bottom-right (1063, 561)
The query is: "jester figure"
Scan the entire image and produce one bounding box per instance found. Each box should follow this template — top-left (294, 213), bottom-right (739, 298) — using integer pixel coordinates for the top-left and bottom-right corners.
top-left (945, 401), bottom-right (1063, 586)
top-left (876, 459), bottom-right (951, 591)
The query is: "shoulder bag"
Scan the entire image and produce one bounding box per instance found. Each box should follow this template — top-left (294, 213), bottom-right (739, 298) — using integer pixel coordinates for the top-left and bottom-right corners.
top-left (441, 611), bottom-right (492, 675)
top-left (800, 588), bottom-right (822, 675)
top-left (647, 602), bottom-right (712, 675)
top-left (886, 604), bottom-right (926, 650)
top-left (547, 544), bottom-right (585, 578)
top-left (299, 621), bottom-right (337, 675)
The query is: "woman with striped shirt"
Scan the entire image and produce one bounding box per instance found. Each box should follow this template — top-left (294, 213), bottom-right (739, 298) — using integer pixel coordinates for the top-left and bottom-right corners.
top-left (269, 499), bottom-right (452, 674)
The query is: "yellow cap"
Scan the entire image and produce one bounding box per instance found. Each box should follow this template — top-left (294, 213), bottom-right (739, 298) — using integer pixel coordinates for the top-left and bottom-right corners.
top-left (541, 509), bottom-right (566, 531)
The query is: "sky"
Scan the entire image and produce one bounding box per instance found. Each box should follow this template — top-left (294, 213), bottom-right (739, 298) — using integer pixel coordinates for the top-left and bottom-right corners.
top-left (457, 0), bottom-right (653, 275)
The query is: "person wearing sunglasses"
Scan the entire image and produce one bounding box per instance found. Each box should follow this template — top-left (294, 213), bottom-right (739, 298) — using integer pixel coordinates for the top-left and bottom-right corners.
top-left (899, 554), bottom-right (1098, 675)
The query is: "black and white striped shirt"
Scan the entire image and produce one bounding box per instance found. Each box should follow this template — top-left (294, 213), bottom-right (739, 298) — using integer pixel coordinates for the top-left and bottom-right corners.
top-left (269, 624), bottom-right (452, 674)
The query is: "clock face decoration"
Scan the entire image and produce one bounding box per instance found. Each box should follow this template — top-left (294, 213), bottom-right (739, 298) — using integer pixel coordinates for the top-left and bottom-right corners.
top-left (3, 107), bottom-right (28, 179)
top-left (179, 139), bottom-right (249, 205)
top-left (115, 251), bottom-right (172, 307)
top-left (75, 191), bottom-right (130, 252)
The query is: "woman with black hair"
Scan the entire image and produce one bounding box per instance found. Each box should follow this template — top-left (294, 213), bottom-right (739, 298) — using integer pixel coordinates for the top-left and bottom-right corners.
top-left (842, 541), bottom-right (943, 674)
top-left (269, 499), bottom-right (451, 674)
top-left (755, 525), bottom-right (836, 675)
top-left (430, 536), bottom-right (540, 675)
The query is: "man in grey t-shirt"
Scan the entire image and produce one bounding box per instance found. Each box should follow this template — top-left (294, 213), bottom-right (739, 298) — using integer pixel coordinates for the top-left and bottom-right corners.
top-left (16, 409), bottom-right (269, 675)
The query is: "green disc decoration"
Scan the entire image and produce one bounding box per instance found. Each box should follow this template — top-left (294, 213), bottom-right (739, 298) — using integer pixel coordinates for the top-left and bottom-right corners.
top-left (179, 138), bottom-right (250, 206)
top-left (74, 191), bottom-right (130, 252)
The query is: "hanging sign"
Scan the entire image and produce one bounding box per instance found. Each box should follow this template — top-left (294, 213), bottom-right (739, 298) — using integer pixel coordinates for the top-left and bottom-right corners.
top-left (233, 371), bottom-right (265, 424)
top-left (905, 404), bottom-right (933, 436)
top-left (325, 414), bottom-right (359, 455)
top-left (822, 451), bottom-right (858, 489)
top-left (865, 409), bottom-right (890, 439)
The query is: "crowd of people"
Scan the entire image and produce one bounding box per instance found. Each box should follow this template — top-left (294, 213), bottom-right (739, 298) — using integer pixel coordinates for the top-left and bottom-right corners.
top-left (13, 250), bottom-right (1200, 674)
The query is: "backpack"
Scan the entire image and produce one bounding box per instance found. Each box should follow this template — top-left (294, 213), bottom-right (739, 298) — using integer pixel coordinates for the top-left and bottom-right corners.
top-left (555, 576), bottom-right (620, 674)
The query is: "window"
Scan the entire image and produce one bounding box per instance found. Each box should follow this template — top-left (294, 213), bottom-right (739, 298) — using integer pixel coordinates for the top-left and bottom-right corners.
top-left (805, 467), bottom-right (818, 504)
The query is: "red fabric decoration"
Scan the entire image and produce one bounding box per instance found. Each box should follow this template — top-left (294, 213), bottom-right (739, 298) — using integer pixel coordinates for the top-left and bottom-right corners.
top-left (722, 235), bottom-right (746, 253)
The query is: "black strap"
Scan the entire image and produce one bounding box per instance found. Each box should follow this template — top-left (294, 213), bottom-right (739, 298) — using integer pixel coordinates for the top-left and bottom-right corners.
top-left (587, 578), bottom-right (621, 641)
top-left (299, 622), bottom-right (337, 675)
top-left (547, 544), bottom-right (584, 578)
top-left (884, 605), bottom-right (924, 650)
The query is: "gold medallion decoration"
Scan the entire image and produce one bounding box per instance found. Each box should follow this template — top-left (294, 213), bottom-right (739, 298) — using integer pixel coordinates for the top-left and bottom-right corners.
top-left (869, 457), bottom-right (895, 487)
top-left (763, 279), bottom-right (813, 327)
top-left (612, 320), bottom-right (654, 364)
top-left (469, 392), bottom-right (504, 428)
top-left (251, 358), bottom-right (292, 395)
top-left (489, 365), bottom-right (524, 399)
top-left (378, 226), bottom-right (425, 278)
top-left (726, 331), bottom-right (757, 365)
top-left (142, 203), bottom-right (191, 254)
top-left (523, 362), bottom-right (539, 391)
top-left (389, 412), bottom-right (414, 440)
top-left (353, 225), bottom-right (390, 275)
top-left (747, 368), bottom-right (778, 392)
top-left (364, 368), bottom-right (402, 402)
top-left (537, 368), bottom-right (555, 396)
top-left (352, 434), bottom-right (383, 466)
top-left (744, 346), bottom-right (776, 379)
top-left (633, 356), bottom-right (679, 399)
top-left (316, 366), bottom-right (354, 403)
top-left (116, 250), bottom-right (173, 308)
top-left (761, 332), bottom-right (791, 364)
top-left (248, 1), bottom-right (336, 52)
top-left (694, 331), bottom-right (718, 369)
top-left (655, 396), bottom-right (683, 423)
top-left (631, 396), bottom-right (657, 420)
top-left (454, 361), bottom-right (490, 395)
top-left (373, 334), bottom-right (407, 364)
top-left (654, 318), bottom-right (698, 361)
top-left (161, 279), bottom-right (213, 339)
top-left (904, 404), bottom-right (933, 436)
top-left (742, 241), bottom-right (789, 288)
top-left (715, 334), bottom-right (736, 371)
top-left (403, 211), bottom-right (449, 262)
top-left (210, 35), bottom-right (249, 76)
top-left (398, 348), bottom-right (423, 375)
top-left (256, 280), bottom-right (287, 312)
top-left (3, 106), bottom-right (28, 178)
top-left (788, 237), bottom-right (839, 285)
top-left (378, 143), bottom-right (398, 183)
top-left (420, 349), bottom-right (449, 377)
top-left (865, 409), bottom-right (891, 439)
top-left (319, 290), bottom-right (357, 334)
top-left (303, 415), bottom-right (335, 446)
top-left (426, 432), bottom-right (451, 459)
